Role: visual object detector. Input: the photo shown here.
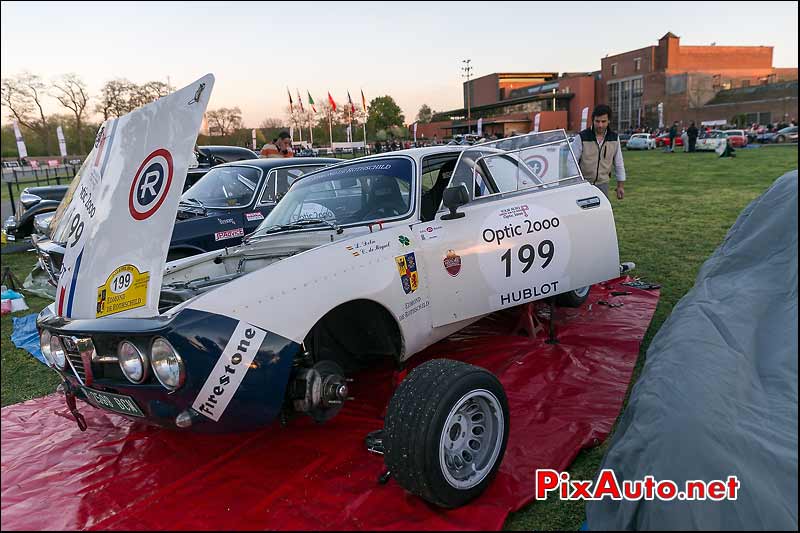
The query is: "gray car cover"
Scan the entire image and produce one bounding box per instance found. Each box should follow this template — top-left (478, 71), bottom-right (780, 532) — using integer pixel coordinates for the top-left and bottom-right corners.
top-left (586, 170), bottom-right (798, 530)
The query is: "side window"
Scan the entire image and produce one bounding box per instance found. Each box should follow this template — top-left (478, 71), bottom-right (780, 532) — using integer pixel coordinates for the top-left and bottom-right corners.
top-left (260, 165), bottom-right (324, 204)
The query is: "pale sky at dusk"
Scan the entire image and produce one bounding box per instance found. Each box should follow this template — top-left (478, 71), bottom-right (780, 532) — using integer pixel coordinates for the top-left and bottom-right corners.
top-left (2, 1), bottom-right (797, 126)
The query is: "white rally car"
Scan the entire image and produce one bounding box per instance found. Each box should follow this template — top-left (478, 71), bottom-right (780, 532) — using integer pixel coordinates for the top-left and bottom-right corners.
top-left (36, 78), bottom-right (622, 508)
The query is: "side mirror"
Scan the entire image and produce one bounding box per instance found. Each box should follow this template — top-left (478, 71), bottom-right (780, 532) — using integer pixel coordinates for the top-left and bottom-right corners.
top-left (441, 184), bottom-right (469, 220)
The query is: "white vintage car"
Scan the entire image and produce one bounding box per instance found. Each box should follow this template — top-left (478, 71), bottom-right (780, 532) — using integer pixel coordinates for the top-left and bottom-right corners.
top-left (625, 133), bottom-right (656, 150)
top-left (696, 130), bottom-right (728, 151)
top-left (36, 78), bottom-right (622, 508)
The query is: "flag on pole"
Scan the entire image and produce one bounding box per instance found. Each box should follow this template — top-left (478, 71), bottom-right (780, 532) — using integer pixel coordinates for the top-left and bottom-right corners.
top-left (476, 118), bottom-right (483, 137)
top-left (13, 120), bottom-right (28, 159)
top-left (287, 87), bottom-right (294, 113)
top-left (296, 89), bottom-right (304, 113)
top-left (327, 92), bottom-right (337, 112)
top-left (347, 91), bottom-right (355, 114)
top-left (57, 125), bottom-right (68, 157)
top-left (580, 107), bottom-right (589, 130)
top-left (361, 89), bottom-right (367, 113)
top-left (533, 113), bottom-right (541, 133)
top-left (307, 91), bottom-right (317, 113)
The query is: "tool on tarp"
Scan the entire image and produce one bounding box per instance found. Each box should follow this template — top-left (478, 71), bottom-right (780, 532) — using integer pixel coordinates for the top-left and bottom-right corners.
top-left (621, 279), bottom-right (661, 290)
top-left (598, 300), bottom-right (624, 308)
top-left (610, 291), bottom-right (632, 296)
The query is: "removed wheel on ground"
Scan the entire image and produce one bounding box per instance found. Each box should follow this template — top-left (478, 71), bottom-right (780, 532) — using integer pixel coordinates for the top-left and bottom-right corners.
top-left (383, 358), bottom-right (509, 508)
top-left (555, 285), bottom-right (591, 307)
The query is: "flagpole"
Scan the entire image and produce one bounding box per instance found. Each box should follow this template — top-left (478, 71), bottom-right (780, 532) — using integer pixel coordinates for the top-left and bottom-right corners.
top-left (362, 113), bottom-right (367, 154)
top-left (328, 108), bottom-right (333, 151)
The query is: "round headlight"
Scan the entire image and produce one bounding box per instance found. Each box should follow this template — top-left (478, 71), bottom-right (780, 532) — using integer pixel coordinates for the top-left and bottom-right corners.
top-left (118, 341), bottom-right (147, 384)
top-left (50, 335), bottom-right (66, 370)
top-left (40, 329), bottom-right (54, 366)
top-left (150, 338), bottom-right (185, 390)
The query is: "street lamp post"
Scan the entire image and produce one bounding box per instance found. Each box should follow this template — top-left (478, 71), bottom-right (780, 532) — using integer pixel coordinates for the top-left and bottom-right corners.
top-left (461, 59), bottom-right (473, 134)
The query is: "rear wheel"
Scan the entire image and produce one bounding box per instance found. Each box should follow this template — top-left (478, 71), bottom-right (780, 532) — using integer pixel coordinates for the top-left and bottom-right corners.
top-left (383, 359), bottom-right (509, 508)
top-left (776, 135), bottom-right (786, 144)
top-left (555, 285), bottom-right (591, 307)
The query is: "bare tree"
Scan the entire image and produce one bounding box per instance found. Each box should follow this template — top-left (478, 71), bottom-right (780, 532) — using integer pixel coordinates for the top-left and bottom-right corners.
top-left (206, 107), bottom-right (243, 136)
top-left (96, 79), bottom-right (137, 120)
top-left (130, 80), bottom-right (173, 108)
top-left (1, 73), bottom-right (53, 154)
top-left (259, 117), bottom-right (287, 129)
top-left (52, 73), bottom-right (90, 153)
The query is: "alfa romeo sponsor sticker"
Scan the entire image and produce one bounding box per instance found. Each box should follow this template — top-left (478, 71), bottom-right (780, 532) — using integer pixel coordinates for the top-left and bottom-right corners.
top-left (245, 211), bottom-right (264, 222)
top-left (96, 264), bottom-right (149, 317)
top-left (214, 227), bottom-right (245, 241)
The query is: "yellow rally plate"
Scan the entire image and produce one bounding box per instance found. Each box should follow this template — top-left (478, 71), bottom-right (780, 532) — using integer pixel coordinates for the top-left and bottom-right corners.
top-left (96, 264), bottom-right (149, 317)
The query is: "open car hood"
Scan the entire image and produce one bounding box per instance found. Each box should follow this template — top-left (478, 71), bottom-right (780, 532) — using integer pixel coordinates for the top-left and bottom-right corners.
top-left (51, 74), bottom-right (214, 320)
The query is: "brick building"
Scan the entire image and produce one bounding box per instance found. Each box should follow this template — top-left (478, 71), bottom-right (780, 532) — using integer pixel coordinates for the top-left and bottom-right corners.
top-left (410, 32), bottom-right (796, 140)
top-left (600, 32), bottom-right (797, 130)
top-left (414, 71), bottom-right (597, 139)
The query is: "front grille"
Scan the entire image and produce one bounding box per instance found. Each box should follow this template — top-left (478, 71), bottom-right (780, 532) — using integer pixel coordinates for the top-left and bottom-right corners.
top-left (62, 336), bottom-right (93, 386)
top-left (66, 352), bottom-right (87, 383)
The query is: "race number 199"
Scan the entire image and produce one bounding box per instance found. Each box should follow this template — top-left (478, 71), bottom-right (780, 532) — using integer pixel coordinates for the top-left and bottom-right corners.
top-left (500, 240), bottom-right (554, 277)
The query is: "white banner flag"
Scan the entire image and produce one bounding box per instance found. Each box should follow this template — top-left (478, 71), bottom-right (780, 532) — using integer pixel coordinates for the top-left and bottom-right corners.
top-left (657, 102), bottom-right (664, 128)
top-left (476, 118), bottom-right (483, 137)
top-left (251, 129), bottom-right (257, 150)
top-left (580, 107), bottom-right (589, 131)
top-left (54, 74), bottom-right (214, 320)
top-left (413, 122), bottom-right (418, 143)
top-left (289, 126), bottom-right (294, 140)
top-left (57, 126), bottom-right (68, 157)
top-left (533, 113), bottom-right (541, 133)
top-left (13, 120), bottom-right (28, 158)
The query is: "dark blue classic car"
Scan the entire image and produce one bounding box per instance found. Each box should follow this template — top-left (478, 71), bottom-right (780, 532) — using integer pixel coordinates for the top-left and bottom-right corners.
top-left (169, 157), bottom-right (339, 260)
top-left (33, 157), bottom-right (340, 285)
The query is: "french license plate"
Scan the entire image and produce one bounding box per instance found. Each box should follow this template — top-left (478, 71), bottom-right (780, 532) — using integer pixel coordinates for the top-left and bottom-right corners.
top-left (82, 387), bottom-right (145, 417)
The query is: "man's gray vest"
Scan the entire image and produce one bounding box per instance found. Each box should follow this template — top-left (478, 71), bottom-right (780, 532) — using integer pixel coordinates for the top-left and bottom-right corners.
top-left (578, 128), bottom-right (619, 185)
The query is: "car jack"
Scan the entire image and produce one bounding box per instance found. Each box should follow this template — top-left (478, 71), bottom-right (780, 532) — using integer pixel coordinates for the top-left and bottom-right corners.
top-left (545, 298), bottom-right (559, 344)
top-left (57, 380), bottom-right (87, 431)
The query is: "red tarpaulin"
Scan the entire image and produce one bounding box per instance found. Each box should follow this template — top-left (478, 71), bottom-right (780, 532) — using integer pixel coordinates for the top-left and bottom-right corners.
top-left (1, 277), bottom-right (659, 531)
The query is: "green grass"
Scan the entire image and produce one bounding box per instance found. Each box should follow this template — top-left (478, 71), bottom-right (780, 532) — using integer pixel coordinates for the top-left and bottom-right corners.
top-left (0, 145), bottom-right (796, 527)
top-left (504, 145), bottom-right (797, 530)
top-left (1, 246), bottom-right (61, 406)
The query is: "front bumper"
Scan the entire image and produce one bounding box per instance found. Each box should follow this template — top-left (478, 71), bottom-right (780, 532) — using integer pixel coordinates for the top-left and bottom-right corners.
top-left (3, 216), bottom-right (19, 241)
top-left (38, 305), bottom-right (300, 432)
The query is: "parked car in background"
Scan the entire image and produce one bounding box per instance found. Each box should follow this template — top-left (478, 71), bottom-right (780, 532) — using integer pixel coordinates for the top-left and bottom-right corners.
top-left (723, 130), bottom-right (748, 148)
top-left (2, 184), bottom-right (69, 241)
top-left (186, 145), bottom-right (259, 190)
top-left (32, 157), bottom-right (340, 289)
top-left (766, 125), bottom-right (798, 144)
top-left (655, 133), bottom-right (684, 148)
top-left (696, 130), bottom-right (729, 152)
top-left (625, 133), bottom-right (656, 150)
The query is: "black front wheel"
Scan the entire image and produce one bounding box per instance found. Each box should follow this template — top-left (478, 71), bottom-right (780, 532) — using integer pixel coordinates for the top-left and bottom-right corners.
top-left (555, 285), bottom-right (591, 307)
top-left (383, 359), bottom-right (509, 508)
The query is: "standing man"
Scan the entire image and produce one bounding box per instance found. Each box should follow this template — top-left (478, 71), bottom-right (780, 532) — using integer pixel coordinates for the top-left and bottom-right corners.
top-left (668, 121), bottom-right (679, 152)
top-left (261, 131), bottom-right (294, 158)
top-left (570, 104), bottom-right (626, 200)
top-left (687, 121), bottom-right (699, 152)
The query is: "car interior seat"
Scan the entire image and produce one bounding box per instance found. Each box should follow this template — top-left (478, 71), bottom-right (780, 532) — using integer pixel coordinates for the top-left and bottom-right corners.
top-left (421, 159), bottom-right (456, 222)
top-left (364, 175), bottom-right (406, 218)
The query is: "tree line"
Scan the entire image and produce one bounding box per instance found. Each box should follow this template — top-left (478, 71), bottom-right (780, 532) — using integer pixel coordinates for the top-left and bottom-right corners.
top-left (1, 70), bottom-right (439, 157)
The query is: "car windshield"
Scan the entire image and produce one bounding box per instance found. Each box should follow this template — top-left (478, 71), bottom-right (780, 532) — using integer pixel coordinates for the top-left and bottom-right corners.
top-left (631, 134), bottom-right (649, 139)
top-left (180, 166), bottom-right (261, 208)
top-left (725, 131), bottom-right (744, 137)
top-left (253, 157), bottom-right (414, 233)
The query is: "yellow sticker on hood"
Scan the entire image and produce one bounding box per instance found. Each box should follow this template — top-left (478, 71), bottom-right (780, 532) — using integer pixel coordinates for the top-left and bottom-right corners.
top-left (96, 264), bottom-right (149, 317)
